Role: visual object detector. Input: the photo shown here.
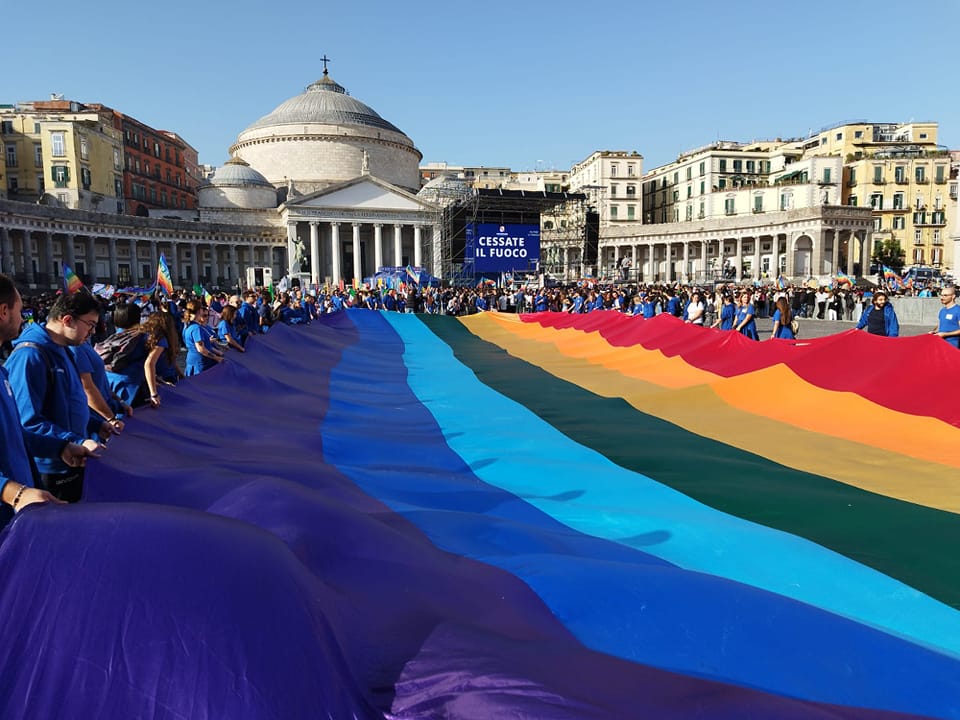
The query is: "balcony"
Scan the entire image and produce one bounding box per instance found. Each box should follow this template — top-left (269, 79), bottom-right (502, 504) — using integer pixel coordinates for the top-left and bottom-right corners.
top-left (894, 177), bottom-right (908, 185)
top-left (916, 177), bottom-right (929, 184)
top-left (872, 178), bottom-right (886, 185)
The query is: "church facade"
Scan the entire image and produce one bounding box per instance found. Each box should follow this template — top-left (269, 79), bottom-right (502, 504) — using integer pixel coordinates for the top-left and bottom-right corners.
top-left (0, 69), bottom-right (442, 291)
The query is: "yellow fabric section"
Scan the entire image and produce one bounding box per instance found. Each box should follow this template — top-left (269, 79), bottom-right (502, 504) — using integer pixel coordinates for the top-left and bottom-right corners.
top-left (461, 313), bottom-right (960, 514)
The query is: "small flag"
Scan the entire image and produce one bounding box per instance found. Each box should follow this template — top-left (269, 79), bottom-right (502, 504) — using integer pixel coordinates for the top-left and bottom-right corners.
top-left (834, 270), bottom-right (852, 287)
top-left (406, 265), bottom-right (419, 284)
top-left (63, 265), bottom-right (84, 294)
top-left (156, 254), bottom-right (174, 295)
top-left (776, 275), bottom-right (788, 290)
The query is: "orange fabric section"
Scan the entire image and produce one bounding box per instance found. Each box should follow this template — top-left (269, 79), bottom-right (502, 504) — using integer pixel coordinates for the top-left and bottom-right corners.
top-left (461, 313), bottom-right (960, 513)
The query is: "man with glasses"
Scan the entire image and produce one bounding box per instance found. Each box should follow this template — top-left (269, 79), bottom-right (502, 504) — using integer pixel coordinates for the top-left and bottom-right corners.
top-left (932, 286), bottom-right (960, 349)
top-left (4, 289), bottom-right (108, 502)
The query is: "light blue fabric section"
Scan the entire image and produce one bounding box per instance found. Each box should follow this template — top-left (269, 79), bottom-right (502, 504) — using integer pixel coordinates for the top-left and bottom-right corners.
top-left (384, 313), bottom-right (960, 660)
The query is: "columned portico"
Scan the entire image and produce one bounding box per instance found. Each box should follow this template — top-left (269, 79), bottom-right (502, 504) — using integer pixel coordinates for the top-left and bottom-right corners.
top-left (394, 224), bottom-right (402, 266)
top-left (352, 223), bottom-right (362, 283)
top-left (331, 223), bottom-right (342, 285)
top-left (374, 224), bottom-right (383, 270)
top-left (310, 221), bottom-right (321, 285)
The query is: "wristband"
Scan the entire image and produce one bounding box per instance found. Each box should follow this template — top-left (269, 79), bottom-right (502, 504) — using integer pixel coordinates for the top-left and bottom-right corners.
top-left (12, 484), bottom-right (28, 509)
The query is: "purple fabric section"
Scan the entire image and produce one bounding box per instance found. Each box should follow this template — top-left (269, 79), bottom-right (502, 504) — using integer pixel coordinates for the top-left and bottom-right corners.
top-left (0, 318), bottom-right (940, 719)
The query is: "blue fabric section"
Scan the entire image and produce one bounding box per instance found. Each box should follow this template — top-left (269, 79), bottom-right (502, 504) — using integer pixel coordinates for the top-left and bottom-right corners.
top-left (317, 310), bottom-right (960, 717)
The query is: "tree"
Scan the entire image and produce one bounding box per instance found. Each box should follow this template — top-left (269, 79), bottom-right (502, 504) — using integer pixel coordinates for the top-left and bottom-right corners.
top-left (872, 239), bottom-right (905, 273)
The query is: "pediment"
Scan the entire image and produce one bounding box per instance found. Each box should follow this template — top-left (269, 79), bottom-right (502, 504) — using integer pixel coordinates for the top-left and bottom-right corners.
top-left (286, 176), bottom-right (433, 212)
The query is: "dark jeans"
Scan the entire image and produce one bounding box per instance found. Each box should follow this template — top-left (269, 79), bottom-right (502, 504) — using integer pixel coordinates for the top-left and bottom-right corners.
top-left (38, 469), bottom-right (85, 503)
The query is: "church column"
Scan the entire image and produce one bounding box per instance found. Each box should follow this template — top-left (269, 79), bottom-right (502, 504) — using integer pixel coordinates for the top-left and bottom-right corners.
top-left (352, 223), bottom-right (362, 283)
top-left (631, 244), bottom-right (638, 282)
top-left (563, 247), bottom-right (570, 279)
top-left (682, 242), bottom-right (690, 283)
top-left (309, 221), bottom-right (321, 287)
top-left (701, 239), bottom-right (708, 281)
top-left (393, 224), bottom-right (403, 267)
top-left (785, 234), bottom-right (796, 278)
top-left (209, 242), bottom-right (220, 286)
top-left (128, 238), bottom-right (138, 285)
top-left (373, 224), bottom-right (383, 272)
top-left (753, 236), bottom-right (762, 280)
top-left (431, 224), bottom-right (443, 279)
top-left (248, 242), bottom-right (256, 270)
top-left (40, 231), bottom-right (54, 286)
top-left (0, 227), bottom-right (12, 275)
top-left (108, 237), bottom-right (119, 285)
top-left (22, 230), bottom-right (37, 285)
top-left (286, 221), bottom-right (298, 278)
top-left (229, 243), bottom-right (239, 288)
top-left (829, 229), bottom-right (839, 276)
top-left (330, 222), bottom-right (342, 286)
top-left (733, 237), bottom-right (743, 281)
top-left (84, 235), bottom-right (97, 285)
top-left (413, 225), bottom-right (422, 268)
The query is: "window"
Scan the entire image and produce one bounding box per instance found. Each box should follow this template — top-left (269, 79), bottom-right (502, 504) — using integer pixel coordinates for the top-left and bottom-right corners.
top-left (823, 168), bottom-right (831, 183)
top-left (873, 166), bottom-right (883, 183)
top-left (893, 216), bottom-right (905, 230)
top-left (754, 195), bottom-right (763, 212)
top-left (144, 161), bottom-right (150, 176)
top-left (7, 175), bottom-right (18, 192)
top-left (733, 159), bottom-right (742, 172)
top-left (610, 163), bottom-right (618, 177)
top-left (724, 197), bottom-right (736, 215)
top-left (914, 248), bottom-right (924, 265)
top-left (627, 164), bottom-right (635, 176)
top-left (52, 165), bottom-right (69, 187)
top-left (848, 168), bottom-right (857, 185)
top-left (916, 166), bottom-right (926, 183)
top-left (873, 216), bottom-right (882, 231)
top-left (920, 133), bottom-right (928, 139)
top-left (113, 148), bottom-right (121, 170)
top-left (914, 230), bottom-right (923, 246)
top-left (891, 192), bottom-right (905, 210)
top-left (625, 185), bottom-right (635, 196)
top-left (933, 229), bottom-right (941, 244)
top-left (686, 166), bottom-right (692, 180)
top-left (80, 167), bottom-right (91, 189)
top-left (870, 193), bottom-right (883, 209)
top-left (746, 160), bottom-right (755, 174)
top-left (51, 132), bottom-right (65, 157)
top-left (719, 159), bottom-right (727, 172)
top-left (5, 143), bottom-right (16, 167)
top-left (849, 196), bottom-right (858, 206)
top-left (161, 190), bottom-right (168, 207)
top-left (685, 205), bottom-right (692, 221)
top-left (935, 194), bottom-right (942, 210)
top-left (0, 121), bottom-right (12, 134)
top-left (80, 137), bottom-right (89, 160)
top-left (672, 190), bottom-right (679, 201)
top-left (895, 166), bottom-right (906, 183)
top-left (34, 144), bottom-right (42, 167)
top-left (33, 123), bottom-right (40, 134)
top-left (686, 186), bottom-right (692, 198)
top-left (627, 205), bottom-right (635, 220)
top-left (836, 132), bottom-right (842, 140)
top-left (37, 174), bottom-right (44, 193)
top-left (699, 161), bottom-right (705, 176)
top-left (609, 205), bottom-right (618, 219)
top-left (610, 184), bottom-right (617, 197)
top-left (780, 193), bottom-right (793, 210)
top-left (114, 178), bottom-right (123, 197)
top-left (699, 202), bottom-right (704, 218)
top-left (820, 137), bottom-right (827, 145)
top-left (699, 181), bottom-right (705, 195)
top-left (935, 165), bottom-right (946, 183)
top-left (672, 172), bottom-right (678, 184)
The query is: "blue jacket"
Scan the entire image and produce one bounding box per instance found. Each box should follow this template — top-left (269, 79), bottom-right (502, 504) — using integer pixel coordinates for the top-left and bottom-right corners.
top-left (856, 303), bottom-right (899, 337)
top-left (5, 323), bottom-right (97, 474)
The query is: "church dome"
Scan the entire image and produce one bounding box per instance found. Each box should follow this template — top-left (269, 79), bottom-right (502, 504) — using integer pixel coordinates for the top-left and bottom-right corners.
top-left (231, 70), bottom-right (422, 194)
top-left (204, 157), bottom-right (274, 188)
top-left (243, 74), bottom-right (406, 136)
top-left (198, 157), bottom-right (277, 210)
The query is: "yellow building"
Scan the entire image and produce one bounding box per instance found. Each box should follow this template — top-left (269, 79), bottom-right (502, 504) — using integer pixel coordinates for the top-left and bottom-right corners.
top-left (0, 98), bottom-right (123, 212)
top-left (805, 122), bottom-right (952, 270)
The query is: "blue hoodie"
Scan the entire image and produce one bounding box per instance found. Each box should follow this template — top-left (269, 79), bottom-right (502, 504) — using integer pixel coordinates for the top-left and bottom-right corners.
top-left (856, 302), bottom-right (899, 337)
top-left (5, 322), bottom-right (96, 474)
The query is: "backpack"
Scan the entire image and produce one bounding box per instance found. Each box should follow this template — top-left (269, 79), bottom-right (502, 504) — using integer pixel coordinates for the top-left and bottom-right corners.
top-left (95, 329), bottom-right (145, 372)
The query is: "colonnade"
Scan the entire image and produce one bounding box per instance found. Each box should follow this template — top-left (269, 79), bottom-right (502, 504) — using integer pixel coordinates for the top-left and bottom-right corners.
top-left (0, 225), bottom-right (283, 289)
top-left (288, 218), bottom-right (438, 286)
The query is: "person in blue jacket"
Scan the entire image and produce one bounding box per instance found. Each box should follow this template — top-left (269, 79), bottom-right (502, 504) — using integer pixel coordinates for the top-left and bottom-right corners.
top-left (0, 275), bottom-right (98, 524)
top-left (856, 290), bottom-right (900, 337)
top-left (4, 286), bottom-right (107, 502)
top-left (711, 294), bottom-right (736, 330)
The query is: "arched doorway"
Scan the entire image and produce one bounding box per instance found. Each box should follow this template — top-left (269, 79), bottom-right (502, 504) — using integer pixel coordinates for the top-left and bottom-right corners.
top-left (793, 235), bottom-right (813, 277)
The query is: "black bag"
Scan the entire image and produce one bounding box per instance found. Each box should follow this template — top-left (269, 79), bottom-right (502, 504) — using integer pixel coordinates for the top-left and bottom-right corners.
top-left (95, 329), bottom-right (145, 372)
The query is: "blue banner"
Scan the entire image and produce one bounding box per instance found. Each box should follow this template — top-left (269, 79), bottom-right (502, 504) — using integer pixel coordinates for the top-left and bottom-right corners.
top-left (466, 223), bottom-right (540, 272)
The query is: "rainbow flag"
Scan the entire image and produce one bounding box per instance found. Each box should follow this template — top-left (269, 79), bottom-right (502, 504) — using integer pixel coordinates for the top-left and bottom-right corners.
top-left (406, 265), bottom-right (419, 284)
top-left (5, 312), bottom-right (960, 719)
top-left (776, 274), bottom-right (788, 289)
top-left (156, 253), bottom-right (174, 295)
top-left (834, 270), bottom-right (853, 287)
top-left (62, 264), bottom-right (83, 294)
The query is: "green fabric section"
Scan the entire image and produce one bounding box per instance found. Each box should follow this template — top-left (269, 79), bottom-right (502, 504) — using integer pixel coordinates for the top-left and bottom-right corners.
top-left (422, 315), bottom-right (960, 609)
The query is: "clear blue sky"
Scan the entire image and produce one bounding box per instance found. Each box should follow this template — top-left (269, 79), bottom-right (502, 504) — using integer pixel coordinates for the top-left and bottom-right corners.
top-left (4, 0), bottom-right (957, 172)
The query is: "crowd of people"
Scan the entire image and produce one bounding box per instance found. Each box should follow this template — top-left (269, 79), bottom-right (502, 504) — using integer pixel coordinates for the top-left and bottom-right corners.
top-left (2, 272), bottom-right (958, 526)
